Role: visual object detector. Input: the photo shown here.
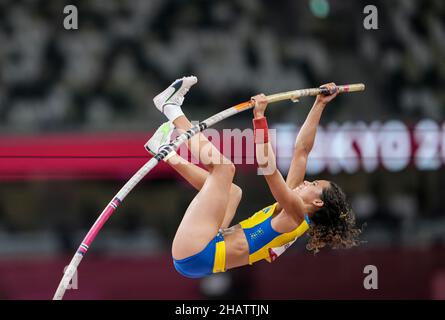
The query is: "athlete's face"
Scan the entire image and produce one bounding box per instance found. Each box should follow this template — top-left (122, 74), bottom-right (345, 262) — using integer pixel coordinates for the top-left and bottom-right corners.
top-left (293, 180), bottom-right (330, 209)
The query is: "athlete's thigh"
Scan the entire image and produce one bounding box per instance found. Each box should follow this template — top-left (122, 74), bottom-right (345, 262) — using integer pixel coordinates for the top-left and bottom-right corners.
top-left (172, 167), bottom-right (233, 259)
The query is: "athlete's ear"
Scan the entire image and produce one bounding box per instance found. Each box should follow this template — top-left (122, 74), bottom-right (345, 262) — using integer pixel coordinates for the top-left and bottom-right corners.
top-left (312, 199), bottom-right (324, 208)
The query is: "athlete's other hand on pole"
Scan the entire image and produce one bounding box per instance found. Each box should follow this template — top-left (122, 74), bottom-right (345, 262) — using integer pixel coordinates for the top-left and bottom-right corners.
top-left (251, 93), bottom-right (268, 119)
top-left (316, 82), bottom-right (339, 105)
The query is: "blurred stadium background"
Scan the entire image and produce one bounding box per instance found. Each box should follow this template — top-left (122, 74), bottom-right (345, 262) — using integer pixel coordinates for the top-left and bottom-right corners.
top-left (0, 0), bottom-right (445, 299)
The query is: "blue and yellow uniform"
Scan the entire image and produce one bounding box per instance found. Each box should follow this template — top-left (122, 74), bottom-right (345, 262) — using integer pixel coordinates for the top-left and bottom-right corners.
top-left (173, 232), bottom-right (226, 279)
top-left (172, 203), bottom-right (310, 278)
top-left (240, 202), bottom-right (310, 264)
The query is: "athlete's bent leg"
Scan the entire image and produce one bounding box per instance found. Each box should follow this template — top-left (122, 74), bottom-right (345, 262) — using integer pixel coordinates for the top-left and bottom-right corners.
top-left (150, 76), bottom-right (239, 260)
top-left (145, 120), bottom-right (242, 230)
top-left (171, 115), bottom-right (236, 259)
top-left (166, 153), bottom-right (242, 229)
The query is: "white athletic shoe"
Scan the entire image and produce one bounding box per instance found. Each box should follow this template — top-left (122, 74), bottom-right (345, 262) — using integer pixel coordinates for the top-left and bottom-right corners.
top-left (153, 76), bottom-right (198, 122)
top-left (144, 121), bottom-right (176, 161)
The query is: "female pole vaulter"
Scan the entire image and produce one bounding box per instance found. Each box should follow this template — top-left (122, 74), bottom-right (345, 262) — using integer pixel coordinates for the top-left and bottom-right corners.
top-left (145, 76), bottom-right (361, 278)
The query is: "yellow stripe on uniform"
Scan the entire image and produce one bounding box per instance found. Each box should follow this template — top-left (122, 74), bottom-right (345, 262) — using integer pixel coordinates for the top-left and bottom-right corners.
top-left (239, 203), bottom-right (278, 229)
top-left (213, 239), bottom-right (226, 273)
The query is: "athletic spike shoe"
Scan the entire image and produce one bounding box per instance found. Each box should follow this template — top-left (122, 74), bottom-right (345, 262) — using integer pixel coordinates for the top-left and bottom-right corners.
top-left (144, 121), bottom-right (176, 161)
top-left (153, 76), bottom-right (198, 121)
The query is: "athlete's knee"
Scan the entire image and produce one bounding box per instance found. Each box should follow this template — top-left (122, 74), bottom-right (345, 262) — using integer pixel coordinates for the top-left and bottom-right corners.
top-left (224, 162), bottom-right (236, 179)
top-left (211, 161), bottom-right (235, 178)
top-left (230, 184), bottom-right (243, 204)
top-left (227, 162), bottom-right (236, 175)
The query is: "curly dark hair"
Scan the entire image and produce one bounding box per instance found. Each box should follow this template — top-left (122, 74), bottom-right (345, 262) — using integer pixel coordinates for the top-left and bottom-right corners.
top-left (306, 182), bottom-right (362, 254)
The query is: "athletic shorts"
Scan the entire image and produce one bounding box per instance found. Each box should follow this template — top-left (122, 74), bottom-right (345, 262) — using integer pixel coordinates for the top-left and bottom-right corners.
top-left (173, 232), bottom-right (226, 278)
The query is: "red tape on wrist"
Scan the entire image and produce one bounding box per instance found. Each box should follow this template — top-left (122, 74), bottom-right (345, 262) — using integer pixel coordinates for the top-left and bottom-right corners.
top-left (253, 117), bottom-right (269, 144)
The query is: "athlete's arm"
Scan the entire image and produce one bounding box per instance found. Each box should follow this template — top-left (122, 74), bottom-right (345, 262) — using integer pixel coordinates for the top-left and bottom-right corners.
top-left (252, 94), bottom-right (306, 221)
top-left (285, 82), bottom-right (339, 189)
